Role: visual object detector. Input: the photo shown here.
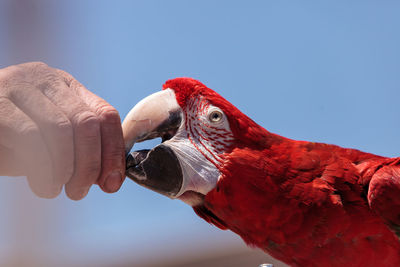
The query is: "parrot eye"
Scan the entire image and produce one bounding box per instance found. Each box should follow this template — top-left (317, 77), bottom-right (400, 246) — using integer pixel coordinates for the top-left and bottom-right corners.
top-left (208, 110), bottom-right (224, 123)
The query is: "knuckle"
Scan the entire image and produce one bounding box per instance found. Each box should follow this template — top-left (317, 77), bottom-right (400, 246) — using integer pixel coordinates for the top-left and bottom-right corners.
top-left (6, 62), bottom-right (62, 93)
top-left (0, 62), bottom-right (64, 97)
top-left (10, 61), bottom-right (46, 71)
top-left (25, 61), bottom-right (49, 70)
top-left (75, 111), bottom-right (100, 137)
top-left (23, 62), bottom-right (61, 83)
top-left (97, 105), bottom-right (121, 125)
top-left (17, 62), bottom-right (50, 77)
top-left (0, 66), bottom-right (25, 92)
top-left (53, 117), bottom-right (73, 138)
top-left (1, 61), bottom-right (48, 79)
top-left (56, 118), bottom-right (73, 132)
top-left (19, 122), bottom-right (40, 139)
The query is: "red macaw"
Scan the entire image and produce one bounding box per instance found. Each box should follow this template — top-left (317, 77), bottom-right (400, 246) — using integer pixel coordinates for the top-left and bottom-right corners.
top-left (122, 78), bottom-right (400, 267)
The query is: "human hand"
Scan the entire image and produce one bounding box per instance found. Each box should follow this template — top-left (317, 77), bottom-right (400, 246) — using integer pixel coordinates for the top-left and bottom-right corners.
top-left (0, 62), bottom-right (125, 200)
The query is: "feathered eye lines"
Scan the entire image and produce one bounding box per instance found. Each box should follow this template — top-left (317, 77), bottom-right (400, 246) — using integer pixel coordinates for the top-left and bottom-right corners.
top-left (207, 108), bottom-right (225, 124)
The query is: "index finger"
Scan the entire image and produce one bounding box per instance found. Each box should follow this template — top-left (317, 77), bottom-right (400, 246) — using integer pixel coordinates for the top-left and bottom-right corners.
top-left (57, 70), bottom-right (126, 193)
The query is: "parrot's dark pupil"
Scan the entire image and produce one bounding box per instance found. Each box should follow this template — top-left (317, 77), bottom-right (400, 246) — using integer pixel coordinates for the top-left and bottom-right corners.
top-left (210, 111), bottom-right (221, 122)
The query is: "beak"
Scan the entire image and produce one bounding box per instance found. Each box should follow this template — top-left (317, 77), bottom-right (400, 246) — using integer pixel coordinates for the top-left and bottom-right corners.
top-left (122, 89), bottom-right (184, 197)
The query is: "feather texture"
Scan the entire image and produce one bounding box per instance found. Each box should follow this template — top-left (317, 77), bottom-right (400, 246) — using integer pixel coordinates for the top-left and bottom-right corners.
top-left (164, 78), bottom-right (400, 267)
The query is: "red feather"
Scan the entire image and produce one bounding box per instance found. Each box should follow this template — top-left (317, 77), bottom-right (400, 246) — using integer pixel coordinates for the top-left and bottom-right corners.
top-left (164, 78), bottom-right (400, 267)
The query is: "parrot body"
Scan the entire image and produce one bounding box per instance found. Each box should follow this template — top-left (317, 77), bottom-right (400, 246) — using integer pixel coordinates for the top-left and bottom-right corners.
top-left (122, 78), bottom-right (400, 267)
top-left (197, 141), bottom-right (400, 267)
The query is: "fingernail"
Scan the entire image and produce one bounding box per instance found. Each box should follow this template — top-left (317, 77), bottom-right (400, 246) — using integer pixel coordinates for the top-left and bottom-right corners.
top-left (105, 171), bottom-right (123, 192)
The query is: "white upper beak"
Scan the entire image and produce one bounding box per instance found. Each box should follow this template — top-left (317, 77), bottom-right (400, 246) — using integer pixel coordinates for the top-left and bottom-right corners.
top-left (122, 88), bottom-right (181, 153)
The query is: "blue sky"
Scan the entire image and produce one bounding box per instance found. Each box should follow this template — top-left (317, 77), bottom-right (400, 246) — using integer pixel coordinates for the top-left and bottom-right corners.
top-left (0, 1), bottom-right (399, 266)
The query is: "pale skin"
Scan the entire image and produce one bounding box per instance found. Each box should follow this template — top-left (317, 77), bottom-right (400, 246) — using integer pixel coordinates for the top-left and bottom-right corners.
top-left (0, 62), bottom-right (126, 200)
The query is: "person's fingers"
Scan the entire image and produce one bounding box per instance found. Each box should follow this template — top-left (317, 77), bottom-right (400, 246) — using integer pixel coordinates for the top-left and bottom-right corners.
top-left (40, 79), bottom-right (102, 200)
top-left (76, 88), bottom-right (125, 193)
top-left (57, 70), bottom-right (125, 193)
top-left (8, 87), bottom-right (74, 189)
top-left (0, 97), bottom-right (57, 198)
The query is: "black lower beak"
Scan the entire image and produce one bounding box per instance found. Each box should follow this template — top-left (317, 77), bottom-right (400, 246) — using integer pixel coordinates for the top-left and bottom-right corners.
top-left (125, 144), bottom-right (183, 197)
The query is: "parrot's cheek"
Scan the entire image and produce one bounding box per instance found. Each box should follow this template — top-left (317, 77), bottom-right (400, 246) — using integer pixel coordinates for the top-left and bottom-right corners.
top-left (178, 191), bottom-right (205, 206)
top-left (126, 144), bottom-right (184, 198)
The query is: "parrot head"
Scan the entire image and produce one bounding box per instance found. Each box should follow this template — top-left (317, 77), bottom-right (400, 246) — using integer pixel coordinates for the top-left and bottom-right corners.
top-left (123, 78), bottom-right (282, 231)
